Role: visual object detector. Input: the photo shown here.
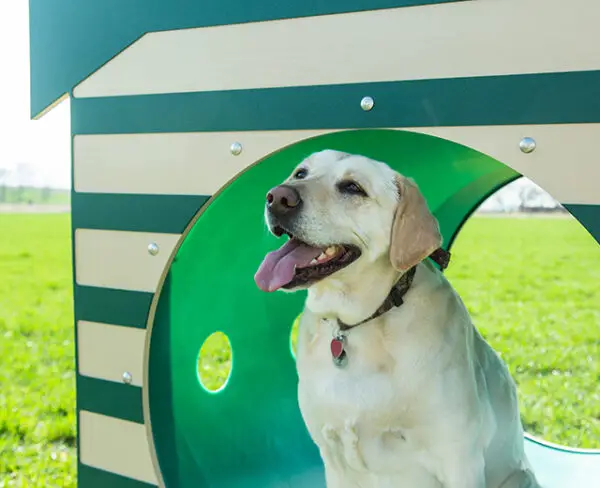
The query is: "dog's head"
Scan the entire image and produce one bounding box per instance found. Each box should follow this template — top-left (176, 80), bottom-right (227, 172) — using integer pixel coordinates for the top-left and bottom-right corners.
top-left (254, 149), bottom-right (442, 292)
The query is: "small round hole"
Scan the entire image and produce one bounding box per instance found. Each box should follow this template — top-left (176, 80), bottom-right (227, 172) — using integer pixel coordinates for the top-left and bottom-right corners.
top-left (197, 331), bottom-right (232, 393)
top-left (290, 313), bottom-right (302, 359)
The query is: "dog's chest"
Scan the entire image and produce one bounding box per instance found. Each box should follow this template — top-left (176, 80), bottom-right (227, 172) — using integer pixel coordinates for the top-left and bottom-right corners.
top-left (296, 322), bottom-right (434, 475)
top-left (299, 358), bottom-right (398, 421)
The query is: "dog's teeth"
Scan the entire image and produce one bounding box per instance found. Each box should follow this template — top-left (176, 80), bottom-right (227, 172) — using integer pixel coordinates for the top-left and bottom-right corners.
top-left (317, 252), bottom-right (328, 261)
top-left (325, 246), bottom-right (337, 256)
top-left (310, 258), bottom-right (318, 265)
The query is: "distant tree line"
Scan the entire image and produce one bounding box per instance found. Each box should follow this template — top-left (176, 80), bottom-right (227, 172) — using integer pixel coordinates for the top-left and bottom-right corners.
top-left (0, 168), bottom-right (68, 205)
top-left (481, 178), bottom-right (566, 214)
top-left (0, 166), bottom-right (56, 204)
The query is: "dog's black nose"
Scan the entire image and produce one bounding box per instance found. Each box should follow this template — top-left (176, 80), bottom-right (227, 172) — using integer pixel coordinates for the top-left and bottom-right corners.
top-left (266, 185), bottom-right (301, 216)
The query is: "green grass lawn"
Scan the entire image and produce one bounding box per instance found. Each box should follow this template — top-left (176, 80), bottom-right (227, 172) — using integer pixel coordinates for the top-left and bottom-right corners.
top-left (446, 216), bottom-right (600, 449)
top-left (1, 213), bottom-right (599, 486)
top-left (0, 214), bottom-right (75, 487)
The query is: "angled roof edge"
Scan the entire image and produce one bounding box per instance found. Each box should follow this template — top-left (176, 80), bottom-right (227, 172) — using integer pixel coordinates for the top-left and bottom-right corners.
top-left (31, 93), bottom-right (69, 121)
top-left (28, 0), bottom-right (467, 118)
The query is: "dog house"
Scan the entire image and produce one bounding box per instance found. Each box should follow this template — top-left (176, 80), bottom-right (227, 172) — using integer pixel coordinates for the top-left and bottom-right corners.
top-left (29, 0), bottom-right (600, 487)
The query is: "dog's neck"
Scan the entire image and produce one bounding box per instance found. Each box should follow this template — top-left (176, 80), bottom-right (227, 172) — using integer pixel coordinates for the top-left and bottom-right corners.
top-left (305, 255), bottom-right (406, 326)
top-left (337, 266), bottom-right (416, 330)
top-left (305, 249), bottom-right (450, 327)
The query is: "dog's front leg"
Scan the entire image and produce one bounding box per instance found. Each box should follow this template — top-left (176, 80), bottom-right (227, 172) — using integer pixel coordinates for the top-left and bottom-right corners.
top-left (323, 464), bottom-right (362, 488)
top-left (320, 425), bottom-right (362, 488)
top-left (320, 425), bottom-right (344, 470)
top-left (341, 419), bottom-right (367, 472)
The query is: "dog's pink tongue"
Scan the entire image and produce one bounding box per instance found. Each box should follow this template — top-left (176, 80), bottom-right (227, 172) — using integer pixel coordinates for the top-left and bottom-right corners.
top-left (255, 238), bottom-right (322, 292)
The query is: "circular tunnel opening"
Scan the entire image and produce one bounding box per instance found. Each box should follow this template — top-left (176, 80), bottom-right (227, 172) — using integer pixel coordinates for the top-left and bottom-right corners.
top-left (145, 129), bottom-right (599, 488)
top-left (445, 178), bottom-right (600, 450)
top-left (443, 178), bottom-right (600, 487)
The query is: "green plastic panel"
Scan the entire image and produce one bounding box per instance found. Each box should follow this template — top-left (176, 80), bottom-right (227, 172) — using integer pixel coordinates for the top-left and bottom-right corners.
top-left (71, 71), bottom-right (600, 135)
top-left (78, 465), bottom-right (157, 488)
top-left (564, 204), bottom-right (600, 244)
top-left (77, 376), bottom-right (144, 423)
top-left (146, 129), bottom-right (597, 487)
top-left (74, 286), bottom-right (153, 329)
top-left (71, 193), bottom-right (209, 233)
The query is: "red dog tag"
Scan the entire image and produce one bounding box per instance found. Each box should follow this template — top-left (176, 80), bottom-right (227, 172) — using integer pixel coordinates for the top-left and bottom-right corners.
top-left (331, 338), bottom-right (345, 359)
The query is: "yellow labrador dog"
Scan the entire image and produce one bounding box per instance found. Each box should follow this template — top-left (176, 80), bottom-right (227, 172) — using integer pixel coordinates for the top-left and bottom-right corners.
top-left (255, 150), bottom-right (540, 488)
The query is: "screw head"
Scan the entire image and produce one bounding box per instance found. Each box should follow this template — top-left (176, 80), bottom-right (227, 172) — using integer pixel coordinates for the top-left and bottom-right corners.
top-left (147, 242), bottom-right (159, 256)
top-left (230, 142), bottom-right (243, 156)
top-left (519, 137), bottom-right (536, 154)
top-left (360, 96), bottom-right (375, 112)
top-left (122, 371), bottom-right (133, 384)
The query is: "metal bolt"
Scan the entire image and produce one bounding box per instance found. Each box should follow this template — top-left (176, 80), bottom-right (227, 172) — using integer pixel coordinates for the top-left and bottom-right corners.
top-left (360, 96), bottom-right (375, 112)
top-left (230, 142), bottom-right (243, 156)
top-left (519, 137), bottom-right (536, 154)
top-left (148, 242), bottom-right (159, 256)
top-left (122, 372), bottom-right (132, 384)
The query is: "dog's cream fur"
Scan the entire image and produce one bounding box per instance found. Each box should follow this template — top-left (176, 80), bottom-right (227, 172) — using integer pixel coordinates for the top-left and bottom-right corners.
top-left (266, 150), bottom-right (541, 488)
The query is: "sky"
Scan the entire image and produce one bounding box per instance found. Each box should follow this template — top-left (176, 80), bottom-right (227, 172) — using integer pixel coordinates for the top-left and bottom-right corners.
top-left (0, 2), bottom-right (71, 189)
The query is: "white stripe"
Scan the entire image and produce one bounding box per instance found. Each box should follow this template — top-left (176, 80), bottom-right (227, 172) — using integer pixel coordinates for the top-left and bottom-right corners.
top-left (75, 229), bottom-right (180, 292)
top-left (79, 411), bottom-right (157, 485)
top-left (73, 125), bottom-right (600, 205)
top-left (74, 0), bottom-right (600, 98)
top-left (77, 321), bottom-right (146, 386)
top-left (73, 130), bottom-right (327, 195)
top-left (405, 123), bottom-right (600, 206)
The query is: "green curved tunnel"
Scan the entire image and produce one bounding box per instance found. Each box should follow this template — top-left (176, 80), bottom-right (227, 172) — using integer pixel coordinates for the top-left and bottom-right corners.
top-left (146, 130), bottom-right (599, 487)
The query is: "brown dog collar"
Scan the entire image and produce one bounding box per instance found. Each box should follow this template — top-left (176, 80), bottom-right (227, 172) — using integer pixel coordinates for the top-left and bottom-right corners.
top-left (331, 248), bottom-right (451, 366)
top-left (429, 247), bottom-right (451, 271)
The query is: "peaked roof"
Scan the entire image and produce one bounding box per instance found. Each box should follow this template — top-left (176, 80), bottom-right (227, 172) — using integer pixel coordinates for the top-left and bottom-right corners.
top-left (28, 0), bottom-right (461, 118)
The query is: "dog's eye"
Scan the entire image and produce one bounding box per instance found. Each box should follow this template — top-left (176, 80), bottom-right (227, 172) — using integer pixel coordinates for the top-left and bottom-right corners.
top-left (294, 168), bottom-right (308, 179)
top-left (337, 180), bottom-right (368, 197)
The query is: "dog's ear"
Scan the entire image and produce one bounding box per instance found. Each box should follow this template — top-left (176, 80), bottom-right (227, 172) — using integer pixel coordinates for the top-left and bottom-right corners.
top-left (389, 175), bottom-right (442, 272)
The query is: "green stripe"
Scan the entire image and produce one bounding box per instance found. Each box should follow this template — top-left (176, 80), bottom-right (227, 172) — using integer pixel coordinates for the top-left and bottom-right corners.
top-left (32, 0), bottom-right (464, 118)
top-left (75, 286), bottom-right (153, 328)
top-left (72, 193), bottom-right (208, 233)
top-left (78, 375), bottom-right (144, 424)
top-left (79, 465), bottom-right (156, 488)
top-left (563, 204), bottom-right (600, 244)
top-left (71, 71), bottom-right (600, 134)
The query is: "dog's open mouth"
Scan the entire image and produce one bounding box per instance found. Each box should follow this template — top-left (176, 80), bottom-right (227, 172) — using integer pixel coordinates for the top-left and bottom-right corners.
top-left (254, 225), bottom-right (361, 292)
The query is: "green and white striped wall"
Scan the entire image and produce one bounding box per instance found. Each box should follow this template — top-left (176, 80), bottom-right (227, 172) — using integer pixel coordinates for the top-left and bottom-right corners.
top-left (57, 0), bottom-right (600, 485)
